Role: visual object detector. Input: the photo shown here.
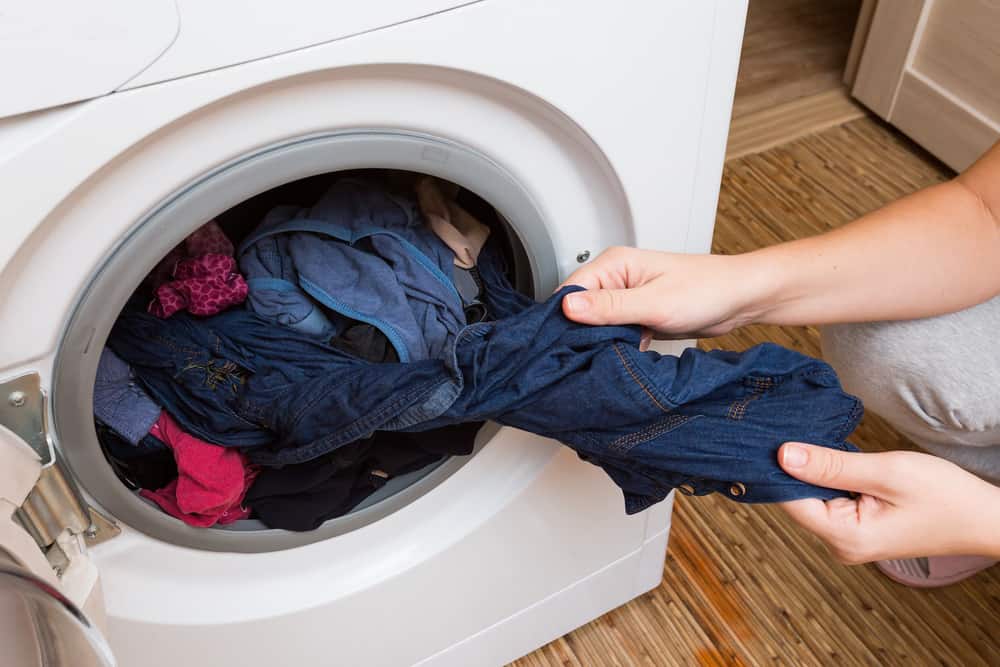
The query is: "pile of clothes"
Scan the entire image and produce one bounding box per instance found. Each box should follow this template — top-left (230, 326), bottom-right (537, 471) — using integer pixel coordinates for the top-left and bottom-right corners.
top-left (96, 175), bottom-right (864, 532)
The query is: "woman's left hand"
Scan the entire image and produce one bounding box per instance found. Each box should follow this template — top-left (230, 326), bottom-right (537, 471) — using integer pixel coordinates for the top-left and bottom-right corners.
top-left (777, 442), bottom-right (1000, 563)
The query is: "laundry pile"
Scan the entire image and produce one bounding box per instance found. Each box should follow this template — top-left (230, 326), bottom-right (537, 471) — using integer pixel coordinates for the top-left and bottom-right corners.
top-left (96, 175), bottom-right (864, 531)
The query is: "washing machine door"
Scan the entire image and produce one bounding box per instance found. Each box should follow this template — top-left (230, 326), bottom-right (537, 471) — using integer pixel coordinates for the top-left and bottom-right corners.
top-left (0, 398), bottom-right (115, 666)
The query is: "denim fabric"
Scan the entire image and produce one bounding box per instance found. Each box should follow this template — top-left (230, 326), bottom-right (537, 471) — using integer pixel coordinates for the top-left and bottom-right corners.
top-left (107, 302), bottom-right (457, 464)
top-left (110, 254), bottom-right (862, 507)
top-left (238, 179), bottom-right (466, 361)
top-left (474, 241), bottom-right (534, 320)
top-left (420, 289), bottom-right (862, 510)
top-left (93, 348), bottom-right (163, 445)
top-left (239, 211), bottom-right (336, 338)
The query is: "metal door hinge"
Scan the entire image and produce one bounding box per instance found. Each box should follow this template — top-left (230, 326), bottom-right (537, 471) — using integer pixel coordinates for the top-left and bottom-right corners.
top-left (0, 373), bottom-right (53, 464)
top-left (2, 373), bottom-right (121, 569)
top-left (16, 463), bottom-right (93, 548)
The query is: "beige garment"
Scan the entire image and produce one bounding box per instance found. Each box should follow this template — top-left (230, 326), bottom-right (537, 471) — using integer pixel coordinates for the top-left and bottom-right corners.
top-left (416, 177), bottom-right (491, 269)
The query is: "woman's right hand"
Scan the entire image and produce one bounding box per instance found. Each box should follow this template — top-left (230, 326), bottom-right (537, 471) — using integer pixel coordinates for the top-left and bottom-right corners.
top-left (560, 246), bottom-right (773, 340)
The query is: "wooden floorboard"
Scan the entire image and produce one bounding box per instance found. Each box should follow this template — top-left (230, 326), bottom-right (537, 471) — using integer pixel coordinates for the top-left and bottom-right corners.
top-left (733, 0), bottom-right (862, 119)
top-left (512, 119), bottom-right (999, 666)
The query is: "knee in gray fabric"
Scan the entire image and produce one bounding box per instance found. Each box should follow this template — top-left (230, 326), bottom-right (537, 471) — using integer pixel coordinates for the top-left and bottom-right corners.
top-left (820, 317), bottom-right (1000, 445)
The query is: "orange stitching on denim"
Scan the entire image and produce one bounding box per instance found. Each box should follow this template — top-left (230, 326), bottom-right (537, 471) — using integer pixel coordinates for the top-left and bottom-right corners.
top-left (727, 376), bottom-right (774, 420)
top-left (612, 343), bottom-right (670, 413)
top-left (610, 414), bottom-right (695, 453)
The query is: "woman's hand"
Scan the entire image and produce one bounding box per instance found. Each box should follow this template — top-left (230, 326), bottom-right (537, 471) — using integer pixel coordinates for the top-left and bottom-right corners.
top-left (778, 442), bottom-right (1000, 563)
top-left (560, 247), bottom-right (774, 339)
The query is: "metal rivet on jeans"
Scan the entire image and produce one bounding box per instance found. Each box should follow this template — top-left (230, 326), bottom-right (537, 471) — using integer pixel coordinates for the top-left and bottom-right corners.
top-left (576, 250), bottom-right (591, 263)
top-left (729, 482), bottom-right (747, 497)
top-left (678, 483), bottom-right (695, 496)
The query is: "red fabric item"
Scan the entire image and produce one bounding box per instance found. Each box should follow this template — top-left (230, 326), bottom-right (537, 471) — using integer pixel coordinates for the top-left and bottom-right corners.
top-left (139, 412), bottom-right (256, 527)
top-left (149, 254), bottom-right (249, 318)
top-left (148, 221), bottom-right (235, 289)
top-left (183, 221), bottom-right (235, 257)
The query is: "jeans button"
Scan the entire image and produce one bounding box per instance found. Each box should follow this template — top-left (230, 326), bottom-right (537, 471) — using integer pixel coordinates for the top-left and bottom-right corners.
top-left (728, 482), bottom-right (747, 497)
top-left (678, 483), bottom-right (695, 496)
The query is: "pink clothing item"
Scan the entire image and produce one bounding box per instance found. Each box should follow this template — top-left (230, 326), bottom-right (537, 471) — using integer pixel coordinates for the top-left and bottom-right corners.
top-left (141, 478), bottom-right (253, 527)
top-left (876, 555), bottom-right (997, 588)
top-left (149, 253), bottom-right (249, 318)
top-left (416, 177), bottom-right (491, 269)
top-left (148, 220), bottom-right (235, 289)
top-left (183, 220), bottom-right (235, 257)
top-left (139, 412), bottom-right (255, 527)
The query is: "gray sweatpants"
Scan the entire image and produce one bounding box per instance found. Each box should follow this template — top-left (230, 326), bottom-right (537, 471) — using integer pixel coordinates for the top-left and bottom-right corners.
top-left (821, 296), bottom-right (1000, 485)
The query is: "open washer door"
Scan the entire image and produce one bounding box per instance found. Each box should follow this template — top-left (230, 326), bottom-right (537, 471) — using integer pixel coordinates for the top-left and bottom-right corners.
top-left (0, 380), bottom-right (116, 667)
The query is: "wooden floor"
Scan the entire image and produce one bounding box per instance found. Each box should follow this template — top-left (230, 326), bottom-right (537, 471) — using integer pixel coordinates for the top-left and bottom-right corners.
top-left (512, 119), bottom-right (1000, 666)
top-left (732, 0), bottom-right (862, 119)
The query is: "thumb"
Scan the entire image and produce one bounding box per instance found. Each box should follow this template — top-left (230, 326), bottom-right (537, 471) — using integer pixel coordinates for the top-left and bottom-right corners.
top-left (779, 442), bottom-right (892, 497)
top-left (562, 286), bottom-right (655, 326)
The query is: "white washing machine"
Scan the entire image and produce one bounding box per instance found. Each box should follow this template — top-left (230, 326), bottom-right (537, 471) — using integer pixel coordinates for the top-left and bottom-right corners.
top-left (0, 2), bottom-right (746, 665)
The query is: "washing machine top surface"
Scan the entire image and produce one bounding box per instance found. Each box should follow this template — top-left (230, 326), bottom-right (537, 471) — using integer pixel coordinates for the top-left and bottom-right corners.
top-left (1, 0), bottom-right (478, 118)
top-left (0, 0), bottom-right (177, 118)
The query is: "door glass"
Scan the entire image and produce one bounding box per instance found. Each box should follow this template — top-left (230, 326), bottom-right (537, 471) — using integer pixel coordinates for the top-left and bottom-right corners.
top-left (0, 559), bottom-right (115, 667)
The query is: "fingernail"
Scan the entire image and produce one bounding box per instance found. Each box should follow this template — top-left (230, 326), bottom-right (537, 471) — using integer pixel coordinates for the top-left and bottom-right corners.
top-left (782, 443), bottom-right (808, 468)
top-left (565, 293), bottom-right (589, 313)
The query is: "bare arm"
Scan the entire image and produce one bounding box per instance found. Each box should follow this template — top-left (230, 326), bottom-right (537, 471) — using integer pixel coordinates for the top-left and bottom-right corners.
top-left (561, 140), bottom-right (1000, 335)
top-left (751, 140), bottom-right (1000, 325)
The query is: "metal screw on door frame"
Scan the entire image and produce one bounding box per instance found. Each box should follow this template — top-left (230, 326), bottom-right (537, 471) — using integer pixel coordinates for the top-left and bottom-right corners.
top-left (576, 250), bottom-right (591, 263)
top-left (7, 391), bottom-right (26, 408)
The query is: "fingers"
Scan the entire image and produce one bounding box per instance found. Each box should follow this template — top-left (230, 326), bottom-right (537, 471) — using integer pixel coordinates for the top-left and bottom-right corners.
top-left (639, 327), bottom-right (653, 352)
top-left (559, 247), bottom-right (630, 292)
top-left (558, 269), bottom-right (606, 292)
top-left (779, 497), bottom-right (832, 535)
top-left (778, 442), bottom-right (894, 497)
top-left (780, 497), bottom-right (879, 564)
top-left (559, 246), bottom-right (657, 292)
top-left (562, 285), bottom-right (657, 326)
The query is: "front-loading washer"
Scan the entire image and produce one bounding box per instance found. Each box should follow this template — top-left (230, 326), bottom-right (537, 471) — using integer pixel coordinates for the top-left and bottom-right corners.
top-left (0, 2), bottom-right (747, 665)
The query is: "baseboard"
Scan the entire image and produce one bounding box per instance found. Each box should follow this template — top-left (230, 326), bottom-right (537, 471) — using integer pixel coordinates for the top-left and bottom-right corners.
top-left (726, 87), bottom-right (867, 161)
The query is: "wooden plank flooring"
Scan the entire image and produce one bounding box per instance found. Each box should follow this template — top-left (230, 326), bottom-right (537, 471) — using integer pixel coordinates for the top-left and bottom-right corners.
top-left (726, 87), bottom-right (865, 161)
top-left (733, 0), bottom-right (862, 119)
top-left (513, 119), bottom-right (1000, 666)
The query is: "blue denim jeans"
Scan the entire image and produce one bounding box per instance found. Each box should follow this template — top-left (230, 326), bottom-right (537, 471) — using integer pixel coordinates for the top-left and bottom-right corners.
top-left (423, 293), bottom-right (861, 510)
top-left (110, 242), bottom-right (861, 509)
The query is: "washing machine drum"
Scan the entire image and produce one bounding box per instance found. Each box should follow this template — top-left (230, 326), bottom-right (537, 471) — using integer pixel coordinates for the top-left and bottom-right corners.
top-left (52, 134), bottom-right (554, 554)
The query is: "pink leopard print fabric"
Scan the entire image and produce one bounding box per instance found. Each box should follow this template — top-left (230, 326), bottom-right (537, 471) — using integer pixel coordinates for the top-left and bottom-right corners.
top-left (183, 221), bottom-right (234, 257)
top-left (149, 254), bottom-right (248, 318)
top-left (148, 221), bottom-right (236, 289)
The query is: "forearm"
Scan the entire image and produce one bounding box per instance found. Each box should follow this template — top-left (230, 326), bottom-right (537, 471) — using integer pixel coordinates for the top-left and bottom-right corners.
top-left (972, 482), bottom-right (1000, 559)
top-left (741, 144), bottom-right (1000, 326)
